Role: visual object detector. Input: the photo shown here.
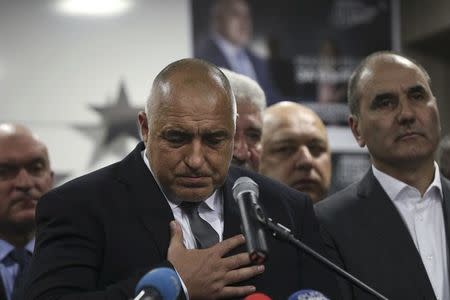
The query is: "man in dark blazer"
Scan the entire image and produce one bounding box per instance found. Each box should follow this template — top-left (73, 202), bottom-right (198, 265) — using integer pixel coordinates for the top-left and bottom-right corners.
top-left (315, 51), bottom-right (450, 300)
top-left (24, 58), bottom-right (339, 300)
top-left (195, 0), bottom-right (278, 105)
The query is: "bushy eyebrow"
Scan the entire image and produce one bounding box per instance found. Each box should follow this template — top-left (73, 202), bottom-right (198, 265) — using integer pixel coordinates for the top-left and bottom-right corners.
top-left (373, 92), bottom-right (395, 103)
top-left (407, 85), bottom-right (427, 94)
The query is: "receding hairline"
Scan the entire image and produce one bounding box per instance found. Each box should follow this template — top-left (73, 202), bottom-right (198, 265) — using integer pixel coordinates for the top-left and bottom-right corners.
top-left (263, 101), bottom-right (328, 136)
top-left (145, 58), bottom-right (236, 126)
top-left (0, 122), bottom-right (51, 162)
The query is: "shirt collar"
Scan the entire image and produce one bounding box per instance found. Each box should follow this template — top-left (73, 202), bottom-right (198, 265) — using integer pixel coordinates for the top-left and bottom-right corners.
top-left (141, 149), bottom-right (220, 210)
top-left (372, 161), bottom-right (443, 201)
top-left (0, 238), bottom-right (35, 261)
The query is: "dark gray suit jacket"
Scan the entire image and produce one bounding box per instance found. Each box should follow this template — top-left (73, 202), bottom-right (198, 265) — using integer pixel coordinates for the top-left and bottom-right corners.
top-left (24, 142), bottom-right (340, 300)
top-left (195, 38), bottom-right (279, 105)
top-left (315, 169), bottom-right (450, 300)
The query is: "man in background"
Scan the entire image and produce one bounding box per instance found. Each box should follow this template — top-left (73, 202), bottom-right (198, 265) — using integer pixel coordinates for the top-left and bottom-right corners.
top-left (315, 51), bottom-right (449, 299)
top-left (221, 68), bottom-right (266, 172)
top-left (437, 134), bottom-right (450, 179)
top-left (0, 123), bottom-right (53, 300)
top-left (259, 101), bottom-right (332, 203)
top-left (195, 0), bottom-right (278, 104)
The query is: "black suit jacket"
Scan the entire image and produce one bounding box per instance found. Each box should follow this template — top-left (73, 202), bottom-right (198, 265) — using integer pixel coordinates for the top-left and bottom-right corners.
top-left (0, 278), bottom-right (6, 300)
top-left (24, 143), bottom-right (340, 300)
top-left (315, 169), bottom-right (450, 300)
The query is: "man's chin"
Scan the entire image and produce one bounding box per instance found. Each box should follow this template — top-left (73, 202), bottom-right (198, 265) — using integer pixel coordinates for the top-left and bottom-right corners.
top-left (173, 187), bottom-right (215, 203)
top-left (0, 217), bottom-right (35, 236)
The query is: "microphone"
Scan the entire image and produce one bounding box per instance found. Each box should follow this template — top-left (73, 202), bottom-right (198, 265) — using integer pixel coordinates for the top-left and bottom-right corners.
top-left (232, 176), bottom-right (268, 264)
top-left (244, 292), bottom-right (272, 299)
top-left (134, 267), bottom-right (181, 300)
top-left (288, 289), bottom-right (329, 300)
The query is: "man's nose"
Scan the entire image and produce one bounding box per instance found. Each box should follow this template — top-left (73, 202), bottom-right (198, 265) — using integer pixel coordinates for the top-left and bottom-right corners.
top-left (294, 146), bottom-right (314, 170)
top-left (397, 97), bottom-right (416, 125)
top-left (233, 136), bottom-right (250, 161)
top-left (14, 168), bottom-right (34, 191)
top-left (185, 140), bottom-right (206, 170)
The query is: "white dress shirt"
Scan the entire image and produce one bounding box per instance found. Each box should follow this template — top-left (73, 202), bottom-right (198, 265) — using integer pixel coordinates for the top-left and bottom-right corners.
top-left (167, 192), bottom-right (223, 249)
top-left (142, 150), bottom-right (225, 299)
top-left (373, 163), bottom-right (449, 300)
top-left (142, 150), bottom-right (224, 248)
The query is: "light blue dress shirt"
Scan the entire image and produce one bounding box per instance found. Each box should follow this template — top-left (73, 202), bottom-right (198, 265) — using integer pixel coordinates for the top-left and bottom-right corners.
top-left (0, 239), bottom-right (34, 300)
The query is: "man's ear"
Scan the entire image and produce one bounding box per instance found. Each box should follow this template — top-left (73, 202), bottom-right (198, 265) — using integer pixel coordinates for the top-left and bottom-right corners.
top-left (49, 170), bottom-right (55, 188)
top-left (348, 114), bottom-right (366, 148)
top-left (138, 111), bottom-right (149, 145)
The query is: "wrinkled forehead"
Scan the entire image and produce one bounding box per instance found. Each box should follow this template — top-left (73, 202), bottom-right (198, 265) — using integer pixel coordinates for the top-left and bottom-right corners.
top-left (160, 65), bottom-right (230, 97)
top-left (359, 56), bottom-right (430, 92)
top-left (266, 110), bottom-right (328, 141)
top-left (153, 82), bottom-right (233, 126)
top-left (0, 133), bottom-right (49, 162)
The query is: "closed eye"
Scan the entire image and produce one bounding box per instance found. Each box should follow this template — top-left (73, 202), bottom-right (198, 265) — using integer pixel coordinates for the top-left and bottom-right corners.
top-left (204, 132), bottom-right (229, 147)
top-left (162, 130), bottom-right (192, 145)
top-left (272, 144), bottom-right (296, 156)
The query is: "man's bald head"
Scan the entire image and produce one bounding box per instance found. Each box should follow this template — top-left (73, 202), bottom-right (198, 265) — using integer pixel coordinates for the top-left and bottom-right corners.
top-left (260, 102), bottom-right (332, 203)
top-left (145, 58), bottom-right (236, 131)
top-left (0, 123), bottom-right (43, 145)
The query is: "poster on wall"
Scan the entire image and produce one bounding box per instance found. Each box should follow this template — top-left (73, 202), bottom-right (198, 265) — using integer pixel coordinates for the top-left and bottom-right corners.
top-left (191, 0), bottom-right (394, 124)
top-left (191, 0), bottom-right (397, 191)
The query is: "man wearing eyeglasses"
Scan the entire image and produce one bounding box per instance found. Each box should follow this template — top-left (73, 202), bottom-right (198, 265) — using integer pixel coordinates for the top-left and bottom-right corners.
top-left (0, 123), bottom-right (53, 300)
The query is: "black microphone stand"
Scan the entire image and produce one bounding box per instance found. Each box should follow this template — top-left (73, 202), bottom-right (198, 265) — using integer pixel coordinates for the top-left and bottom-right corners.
top-left (251, 203), bottom-right (389, 300)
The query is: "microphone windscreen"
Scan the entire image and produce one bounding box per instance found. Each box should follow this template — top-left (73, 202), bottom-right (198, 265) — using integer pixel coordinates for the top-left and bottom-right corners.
top-left (232, 176), bottom-right (259, 200)
top-left (135, 267), bottom-right (181, 300)
top-left (244, 292), bottom-right (272, 300)
top-left (288, 289), bottom-right (330, 300)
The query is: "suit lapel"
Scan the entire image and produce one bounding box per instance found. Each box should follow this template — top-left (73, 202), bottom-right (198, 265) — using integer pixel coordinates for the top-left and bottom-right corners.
top-left (440, 176), bottom-right (450, 280)
top-left (0, 277), bottom-right (6, 300)
top-left (116, 149), bottom-right (250, 257)
top-left (358, 170), bottom-right (436, 297)
top-left (117, 143), bottom-right (174, 258)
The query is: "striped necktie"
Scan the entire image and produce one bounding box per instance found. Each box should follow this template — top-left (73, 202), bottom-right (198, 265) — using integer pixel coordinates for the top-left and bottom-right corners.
top-left (180, 201), bottom-right (219, 249)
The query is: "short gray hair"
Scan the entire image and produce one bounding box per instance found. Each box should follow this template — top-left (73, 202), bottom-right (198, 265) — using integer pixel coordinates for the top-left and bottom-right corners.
top-left (220, 68), bottom-right (266, 112)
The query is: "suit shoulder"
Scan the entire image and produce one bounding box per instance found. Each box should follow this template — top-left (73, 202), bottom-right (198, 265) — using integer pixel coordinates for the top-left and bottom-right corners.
top-left (314, 180), bottom-right (361, 220)
top-left (228, 166), bottom-right (311, 208)
top-left (55, 162), bottom-right (120, 193)
top-left (41, 161), bottom-right (122, 211)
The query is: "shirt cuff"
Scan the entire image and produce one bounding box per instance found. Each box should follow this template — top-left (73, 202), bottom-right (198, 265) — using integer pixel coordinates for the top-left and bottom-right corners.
top-left (174, 267), bottom-right (190, 300)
